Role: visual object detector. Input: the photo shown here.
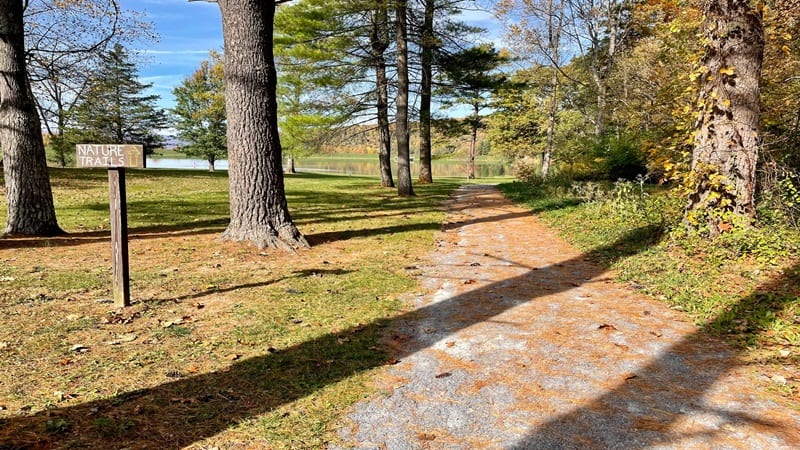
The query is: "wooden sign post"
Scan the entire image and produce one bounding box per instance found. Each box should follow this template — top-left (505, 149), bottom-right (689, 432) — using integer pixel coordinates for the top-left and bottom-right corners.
top-left (76, 144), bottom-right (144, 307)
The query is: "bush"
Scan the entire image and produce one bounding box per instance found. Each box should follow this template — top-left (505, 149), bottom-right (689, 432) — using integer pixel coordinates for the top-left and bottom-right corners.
top-left (584, 135), bottom-right (648, 181)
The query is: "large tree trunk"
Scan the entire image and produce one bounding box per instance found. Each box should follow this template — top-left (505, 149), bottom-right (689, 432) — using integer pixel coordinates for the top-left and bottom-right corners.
top-left (395, 0), bottom-right (414, 196)
top-left (685, 0), bottom-right (764, 234)
top-left (0, 0), bottom-right (62, 236)
top-left (371, 1), bottom-right (394, 188)
top-left (216, 0), bottom-right (307, 250)
top-left (416, 0), bottom-right (434, 184)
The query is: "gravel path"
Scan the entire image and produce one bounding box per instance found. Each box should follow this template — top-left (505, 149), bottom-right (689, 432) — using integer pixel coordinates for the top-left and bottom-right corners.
top-left (334, 184), bottom-right (800, 449)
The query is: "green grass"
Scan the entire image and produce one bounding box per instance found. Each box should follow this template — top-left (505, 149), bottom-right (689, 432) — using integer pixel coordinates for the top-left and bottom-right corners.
top-left (0, 169), bottom-right (461, 448)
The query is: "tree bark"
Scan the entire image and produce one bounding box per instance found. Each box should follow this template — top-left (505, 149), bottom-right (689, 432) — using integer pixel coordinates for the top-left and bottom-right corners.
top-left (0, 0), bottom-right (62, 236)
top-left (543, 65), bottom-right (557, 178)
top-left (216, 0), bottom-right (307, 249)
top-left (395, 0), bottom-right (414, 196)
top-left (370, 1), bottom-right (394, 188)
top-left (417, 0), bottom-right (434, 184)
top-left (685, 0), bottom-right (764, 234)
top-left (468, 106), bottom-right (478, 179)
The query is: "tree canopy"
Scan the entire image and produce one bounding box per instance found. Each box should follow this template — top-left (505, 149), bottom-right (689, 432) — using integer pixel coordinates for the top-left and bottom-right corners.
top-left (66, 44), bottom-right (166, 154)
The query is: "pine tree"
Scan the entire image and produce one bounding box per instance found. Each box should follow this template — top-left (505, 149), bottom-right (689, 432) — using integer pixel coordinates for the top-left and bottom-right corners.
top-left (68, 44), bottom-right (166, 154)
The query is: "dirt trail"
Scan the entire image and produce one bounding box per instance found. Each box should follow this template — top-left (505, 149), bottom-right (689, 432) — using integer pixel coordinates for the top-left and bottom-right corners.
top-left (334, 185), bottom-right (800, 449)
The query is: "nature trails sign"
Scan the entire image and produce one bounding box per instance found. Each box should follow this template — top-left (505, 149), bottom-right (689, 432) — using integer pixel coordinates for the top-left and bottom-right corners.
top-left (76, 144), bottom-right (145, 168)
top-left (76, 144), bottom-right (144, 307)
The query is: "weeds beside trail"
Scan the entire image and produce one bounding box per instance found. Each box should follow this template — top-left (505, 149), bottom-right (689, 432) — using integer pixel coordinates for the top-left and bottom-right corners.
top-left (500, 180), bottom-right (800, 404)
top-left (0, 169), bottom-right (459, 448)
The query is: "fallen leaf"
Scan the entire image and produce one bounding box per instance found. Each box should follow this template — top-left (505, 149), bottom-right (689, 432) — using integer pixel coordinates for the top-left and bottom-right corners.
top-left (650, 331), bottom-right (663, 338)
top-left (624, 373), bottom-right (639, 381)
top-left (463, 279), bottom-right (476, 285)
top-left (598, 324), bottom-right (617, 331)
top-left (226, 354), bottom-right (242, 361)
top-left (69, 344), bottom-right (89, 353)
top-left (469, 262), bottom-right (481, 267)
top-left (445, 341), bottom-right (456, 348)
top-left (417, 432), bottom-right (436, 441)
top-left (435, 372), bottom-right (452, 379)
top-left (189, 302), bottom-right (205, 309)
top-left (387, 358), bottom-right (400, 365)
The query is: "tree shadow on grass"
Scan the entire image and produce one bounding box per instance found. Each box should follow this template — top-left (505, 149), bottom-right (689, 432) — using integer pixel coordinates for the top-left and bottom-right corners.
top-left (0, 219), bottom-right (229, 250)
top-left (0, 224), bottom-right (662, 450)
top-left (1, 191), bottom-right (796, 449)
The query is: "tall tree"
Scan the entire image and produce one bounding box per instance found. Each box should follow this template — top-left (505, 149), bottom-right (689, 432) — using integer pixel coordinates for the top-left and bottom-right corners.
top-left (416, 0), bottom-right (436, 184)
top-left (274, 0), bottom-right (396, 187)
top-left (370, 0), bottom-right (395, 187)
top-left (684, 0), bottom-right (764, 233)
top-left (395, 0), bottom-right (415, 195)
top-left (0, 0), bottom-right (62, 236)
top-left (171, 51), bottom-right (227, 172)
top-left (438, 45), bottom-right (508, 179)
top-left (215, 0), bottom-right (308, 249)
top-left (68, 44), bottom-right (166, 154)
top-left (500, 0), bottom-right (633, 137)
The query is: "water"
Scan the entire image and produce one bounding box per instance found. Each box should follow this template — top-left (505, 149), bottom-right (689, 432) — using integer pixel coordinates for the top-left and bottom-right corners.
top-left (146, 157), bottom-right (510, 178)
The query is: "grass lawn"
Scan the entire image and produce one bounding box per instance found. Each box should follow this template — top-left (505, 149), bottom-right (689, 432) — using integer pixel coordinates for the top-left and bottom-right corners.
top-left (0, 169), bottom-right (460, 448)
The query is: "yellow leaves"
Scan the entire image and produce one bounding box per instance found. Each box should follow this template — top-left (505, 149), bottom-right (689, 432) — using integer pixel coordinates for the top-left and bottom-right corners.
top-left (719, 66), bottom-right (735, 76)
top-left (781, 45), bottom-right (792, 56)
top-left (721, 99), bottom-right (731, 108)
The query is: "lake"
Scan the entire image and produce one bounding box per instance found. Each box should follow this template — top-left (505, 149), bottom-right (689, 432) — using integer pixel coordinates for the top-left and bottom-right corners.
top-left (146, 157), bottom-right (511, 178)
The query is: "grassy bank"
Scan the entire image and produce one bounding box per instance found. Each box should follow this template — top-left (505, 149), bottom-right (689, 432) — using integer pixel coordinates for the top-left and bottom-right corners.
top-left (500, 180), bottom-right (800, 404)
top-left (0, 169), bottom-right (459, 448)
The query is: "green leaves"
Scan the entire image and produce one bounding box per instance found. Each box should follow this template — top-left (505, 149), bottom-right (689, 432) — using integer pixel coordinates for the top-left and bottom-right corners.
top-left (170, 51), bottom-right (227, 169)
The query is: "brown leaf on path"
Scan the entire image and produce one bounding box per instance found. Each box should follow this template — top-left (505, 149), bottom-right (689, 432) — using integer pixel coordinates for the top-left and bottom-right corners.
top-left (445, 341), bottom-right (456, 348)
top-left (598, 324), bottom-right (617, 331)
top-left (463, 279), bottom-right (476, 285)
top-left (435, 372), bottom-right (452, 379)
top-left (417, 432), bottom-right (436, 441)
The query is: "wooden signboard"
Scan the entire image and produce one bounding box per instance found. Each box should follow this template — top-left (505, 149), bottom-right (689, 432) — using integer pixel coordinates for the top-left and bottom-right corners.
top-left (76, 144), bottom-right (143, 307)
top-left (76, 144), bottom-right (145, 168)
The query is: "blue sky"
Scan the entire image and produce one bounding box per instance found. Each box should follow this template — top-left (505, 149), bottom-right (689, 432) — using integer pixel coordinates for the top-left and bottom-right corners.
top-left (127, 0), bottom-right (502, 111)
